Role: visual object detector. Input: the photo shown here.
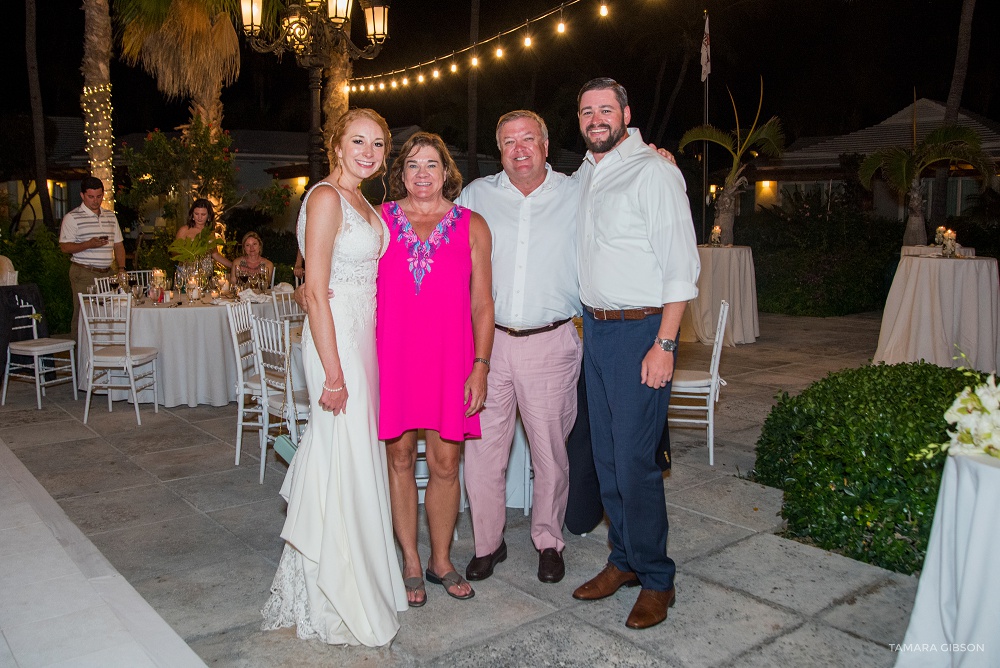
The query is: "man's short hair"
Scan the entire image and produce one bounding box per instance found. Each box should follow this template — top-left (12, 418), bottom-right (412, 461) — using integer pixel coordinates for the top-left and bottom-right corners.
top-left (80, 176), bottom-right (104, 193)
top-left (495, 110), bottom-right (549, 149)
top-left (577, 77), bottom-right (629, 111)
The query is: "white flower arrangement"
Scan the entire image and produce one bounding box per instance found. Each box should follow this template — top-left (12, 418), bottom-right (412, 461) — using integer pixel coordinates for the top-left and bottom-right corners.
top-left (914, 373), bottom-right (1000, 461)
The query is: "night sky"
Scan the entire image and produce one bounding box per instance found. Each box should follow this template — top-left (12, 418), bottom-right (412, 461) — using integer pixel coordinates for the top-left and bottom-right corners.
top-left (7, 0), bottom-right (1000, 155)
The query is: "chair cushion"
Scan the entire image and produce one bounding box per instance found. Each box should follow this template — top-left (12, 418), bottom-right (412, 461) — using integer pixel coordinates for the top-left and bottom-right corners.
top-left (9, 338), bottom-right (75, 355)
top-left (92, 345), bottom-right (159, 365)
top-left (671, 370), bottom-right (712, 388)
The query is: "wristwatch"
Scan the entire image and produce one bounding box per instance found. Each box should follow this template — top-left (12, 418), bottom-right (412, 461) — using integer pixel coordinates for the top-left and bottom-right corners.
top-left (654, 336), bottom-right (678, 352)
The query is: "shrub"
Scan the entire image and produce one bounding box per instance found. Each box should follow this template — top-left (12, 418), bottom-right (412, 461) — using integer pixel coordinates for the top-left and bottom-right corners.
top-left (736, 188), bottom-right (904, 316)
top-left (752, 362), bottom-right (985, 574)
top-left (1, 227), bottom-right (73, 334)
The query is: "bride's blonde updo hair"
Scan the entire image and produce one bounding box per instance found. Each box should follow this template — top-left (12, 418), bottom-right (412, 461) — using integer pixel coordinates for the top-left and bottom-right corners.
top-left (327, 108), bottom-right (392, 178)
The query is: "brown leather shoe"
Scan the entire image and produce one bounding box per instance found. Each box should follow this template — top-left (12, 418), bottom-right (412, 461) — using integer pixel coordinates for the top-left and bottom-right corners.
top-left (625, 588), bottom-right (676, 629)
top-left (538, 548), bottom-right (565, 583)
top-left (465, 540), bottom-right (507, 581)
top-left (572, 563), bottom-right (640, 600)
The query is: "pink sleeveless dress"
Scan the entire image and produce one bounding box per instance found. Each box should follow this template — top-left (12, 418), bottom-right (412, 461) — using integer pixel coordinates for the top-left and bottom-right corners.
top-left (376, 201), bottom-right (481, 442)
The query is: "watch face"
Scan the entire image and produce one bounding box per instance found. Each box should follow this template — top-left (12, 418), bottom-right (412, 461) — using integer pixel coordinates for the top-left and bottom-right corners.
top-left (657, 337), bottom-right (677, 352)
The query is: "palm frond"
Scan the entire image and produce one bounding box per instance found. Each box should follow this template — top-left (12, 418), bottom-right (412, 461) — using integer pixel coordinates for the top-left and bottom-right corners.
top-left (859, 147), bottom-right (910, 190)
top-left (678, 125), bottom-right (737, 156)
top-left (744, 117), bottom-right (784, 158)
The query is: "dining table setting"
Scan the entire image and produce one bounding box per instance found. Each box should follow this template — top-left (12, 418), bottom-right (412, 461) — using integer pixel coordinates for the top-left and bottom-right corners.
top-left (76, 285), bottom-right (285, 407)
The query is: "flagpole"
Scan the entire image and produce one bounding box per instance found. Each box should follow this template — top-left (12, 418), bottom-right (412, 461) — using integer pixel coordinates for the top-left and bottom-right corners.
top-left (701, 10), bottom-right (710, 242)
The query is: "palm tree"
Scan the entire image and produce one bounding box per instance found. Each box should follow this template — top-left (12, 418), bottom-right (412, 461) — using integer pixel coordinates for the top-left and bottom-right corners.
top-left (116, 0), bottom-right (240, 135)
top-left (930, 0), bottom-right (977, 226)
top-left (26, 0), bottom-right (54, 229)
top-left (858, 125), bottom-right (993, 246)
top-left (81, 0), bottom-right (115, 204)
top-left (678, 83), bottom-right (784, 245)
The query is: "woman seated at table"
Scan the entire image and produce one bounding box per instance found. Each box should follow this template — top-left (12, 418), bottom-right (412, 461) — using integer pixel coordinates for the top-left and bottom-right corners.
top-left (231, 231), bottom-right (275, 290)
top-left (377, 132), bottom-right (494, 605)
top-left (175, 198), bottom-right (233, 272)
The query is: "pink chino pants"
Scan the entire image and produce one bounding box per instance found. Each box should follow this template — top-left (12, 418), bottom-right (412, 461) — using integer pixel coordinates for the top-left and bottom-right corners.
top-left (464, 321), bottom-right (582, 555)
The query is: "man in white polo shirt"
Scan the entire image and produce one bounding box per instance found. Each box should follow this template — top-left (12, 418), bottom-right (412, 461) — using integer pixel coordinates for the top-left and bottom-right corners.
top-left (457, 110), bottom-right (581, 585)
top-left (59, 176), bottom-right (125, 339)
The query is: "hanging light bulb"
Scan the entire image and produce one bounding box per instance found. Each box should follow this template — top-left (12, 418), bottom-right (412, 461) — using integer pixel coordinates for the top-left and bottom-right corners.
top-left (369, 84), bottom-right (375, 91)
top-left (495, 45), bottom-right (504, 58)
top-left (378, 81), bottom-right (385, 90)
top-left (523, 23), bottom-right (532, 47)
top-left (557, 7), bottom-right (566, 33)
top-left (402, 76), bottom-right (409, 85)
top-left (417, 73), bottom-right (425, 83)
top-left (450, 62), bottom-right (458, 73)
top-left (432, 68), bottom-right (440, 78)
top-left (471, 54), bottom-right (479, 67)
top-left (600, 3), bottom-right (609, 17)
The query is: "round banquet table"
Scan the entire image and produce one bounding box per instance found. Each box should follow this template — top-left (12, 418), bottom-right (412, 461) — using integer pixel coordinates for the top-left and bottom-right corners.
top-left (873, 256), bottom-right (999, 373)
top-left (680, 245), bottom-right (759, 346)
top-left (77, 298), bottom-right (272, 408)
top-left (895, 454), bottom-right (1000, 667)
top-left (901, 245), bottom-right (975, 258)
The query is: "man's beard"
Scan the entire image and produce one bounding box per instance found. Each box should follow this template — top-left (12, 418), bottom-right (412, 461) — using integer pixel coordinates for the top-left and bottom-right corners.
top-left (583, 122), bottom-right (626, 153)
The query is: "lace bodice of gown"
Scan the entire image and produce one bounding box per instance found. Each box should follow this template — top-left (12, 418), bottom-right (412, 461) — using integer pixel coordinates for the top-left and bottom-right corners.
top-left (296, 182), bottom-right (388, 292)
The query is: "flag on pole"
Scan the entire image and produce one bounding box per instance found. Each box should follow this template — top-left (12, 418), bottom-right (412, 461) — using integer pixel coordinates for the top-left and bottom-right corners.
top-left (700, 14), bottom-right (711, 82)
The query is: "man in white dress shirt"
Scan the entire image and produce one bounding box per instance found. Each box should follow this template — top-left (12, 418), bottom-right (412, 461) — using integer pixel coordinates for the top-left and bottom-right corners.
top-left (59, 176), bottom-right (125, 340)
top-left (457, 111), bottom-right (582, 585)
top-left (570, 78), bottom-right (700, 630)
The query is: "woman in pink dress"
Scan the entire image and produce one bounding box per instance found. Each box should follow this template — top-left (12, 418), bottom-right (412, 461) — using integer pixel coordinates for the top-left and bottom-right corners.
top-left (376, 132), bottom-right (494, 606)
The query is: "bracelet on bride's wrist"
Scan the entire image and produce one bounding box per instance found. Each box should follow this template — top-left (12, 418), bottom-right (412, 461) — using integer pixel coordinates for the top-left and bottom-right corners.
top-left (323, 384), bottom-right (345, 393)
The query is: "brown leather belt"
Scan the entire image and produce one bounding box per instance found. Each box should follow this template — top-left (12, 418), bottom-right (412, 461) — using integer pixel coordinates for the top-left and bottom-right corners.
top-left (495, 318), bottom-right (572, 337)
top-left (585, 305), bottom-right (663, 321)
top-left (70, 260), bottom-right (113, 273)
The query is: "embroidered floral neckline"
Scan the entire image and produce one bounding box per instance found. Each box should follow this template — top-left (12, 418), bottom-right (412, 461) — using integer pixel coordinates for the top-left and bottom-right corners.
top-left (386, 202), bottom-right (461, 294)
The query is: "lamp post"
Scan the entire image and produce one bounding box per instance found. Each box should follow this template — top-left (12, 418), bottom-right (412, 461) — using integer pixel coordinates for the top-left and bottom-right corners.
top-left (241, 0), bottom-right (389, 185)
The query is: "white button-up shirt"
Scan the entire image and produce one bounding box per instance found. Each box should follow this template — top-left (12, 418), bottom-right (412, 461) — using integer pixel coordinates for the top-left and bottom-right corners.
top-left (577, 128), bottom-right (700, 310)
top-left (457, 165), bottom-right (582, 329)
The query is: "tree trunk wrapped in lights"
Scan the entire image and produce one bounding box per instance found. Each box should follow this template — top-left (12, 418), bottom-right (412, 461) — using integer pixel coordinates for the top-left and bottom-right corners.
top-left (81, 0), bottom-right (114, 205)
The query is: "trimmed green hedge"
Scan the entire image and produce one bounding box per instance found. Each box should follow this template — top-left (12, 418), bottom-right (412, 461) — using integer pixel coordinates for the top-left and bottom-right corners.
top-left (752, 362), bottom-right (984, 574)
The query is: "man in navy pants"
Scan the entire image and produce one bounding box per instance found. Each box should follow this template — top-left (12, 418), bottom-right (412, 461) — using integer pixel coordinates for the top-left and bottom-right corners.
top-left (571, 77), bottom-right (700, 630)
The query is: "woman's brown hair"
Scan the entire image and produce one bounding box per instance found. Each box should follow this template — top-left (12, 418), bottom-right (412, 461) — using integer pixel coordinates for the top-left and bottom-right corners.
top-left (388, 132), bottom-right (463, 201)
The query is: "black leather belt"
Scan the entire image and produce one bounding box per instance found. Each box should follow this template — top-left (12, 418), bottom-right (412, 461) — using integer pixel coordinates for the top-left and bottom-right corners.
top-left (495, 318), bottom-right (572, 337)
top-left (585, 305), bottom-right (663, 321)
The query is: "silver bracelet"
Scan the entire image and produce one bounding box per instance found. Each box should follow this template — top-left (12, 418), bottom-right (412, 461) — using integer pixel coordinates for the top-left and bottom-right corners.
top-left (474, 357), bottom-right (490, 368)
top-left (323, 384), bottom-right (345, 393)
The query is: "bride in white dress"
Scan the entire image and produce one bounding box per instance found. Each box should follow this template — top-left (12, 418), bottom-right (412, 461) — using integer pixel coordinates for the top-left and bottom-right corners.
top-left (261, 109), bottom-right (407, 646)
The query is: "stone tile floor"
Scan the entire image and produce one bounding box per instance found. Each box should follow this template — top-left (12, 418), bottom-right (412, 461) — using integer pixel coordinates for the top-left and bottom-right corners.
top-left (0, 312), bottom-right (919, 667)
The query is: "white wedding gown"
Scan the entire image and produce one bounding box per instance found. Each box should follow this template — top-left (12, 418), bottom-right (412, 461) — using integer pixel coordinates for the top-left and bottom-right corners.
top-left (261, 182), bottom-right (407, 647)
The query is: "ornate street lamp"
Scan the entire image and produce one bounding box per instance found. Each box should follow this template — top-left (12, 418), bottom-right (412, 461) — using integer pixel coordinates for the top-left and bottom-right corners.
top-left (241, 0), bottom-right (389, 184)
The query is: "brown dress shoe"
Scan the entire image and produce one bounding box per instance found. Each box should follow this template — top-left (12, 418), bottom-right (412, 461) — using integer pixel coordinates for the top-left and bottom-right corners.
top-left (572, 562), bottom-right (640, 600)
top-left (538, 548), bottom-right (565, 583)
top-left (465, 540), bottom-right (507, 581)
top-left (625, 588), bottom-right (676, 629)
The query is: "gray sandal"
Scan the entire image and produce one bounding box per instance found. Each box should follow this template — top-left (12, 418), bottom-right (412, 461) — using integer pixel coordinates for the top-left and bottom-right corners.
top-left (425, 568), bottom-right (475, 600)
top-left (404, 576), bottom-right (426, 607)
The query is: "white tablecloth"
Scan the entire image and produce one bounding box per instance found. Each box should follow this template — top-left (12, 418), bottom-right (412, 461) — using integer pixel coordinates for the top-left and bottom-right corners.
top-left (77, 299), bottom-right (271, 407)
top-left (901, 245), bottom-right (975, 258)
top-left (680, 245), bottom-right (759, 346)
top-left (896, 454), bottom-right (1000, 667)
top-left (874, 256), bottom-right (1000, 373)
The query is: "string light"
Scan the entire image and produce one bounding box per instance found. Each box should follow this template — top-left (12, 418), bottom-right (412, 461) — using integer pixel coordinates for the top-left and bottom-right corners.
top-left (402, 76), bottom-right (409, 85)
top-left (378, 82), bottom-right (385, 90)
top-left (81, 83), bottom-right (115, 205)
top-left (391, 80), bottom-right (398, 88)
top-left (350, 0), bottom-right (608, 93)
